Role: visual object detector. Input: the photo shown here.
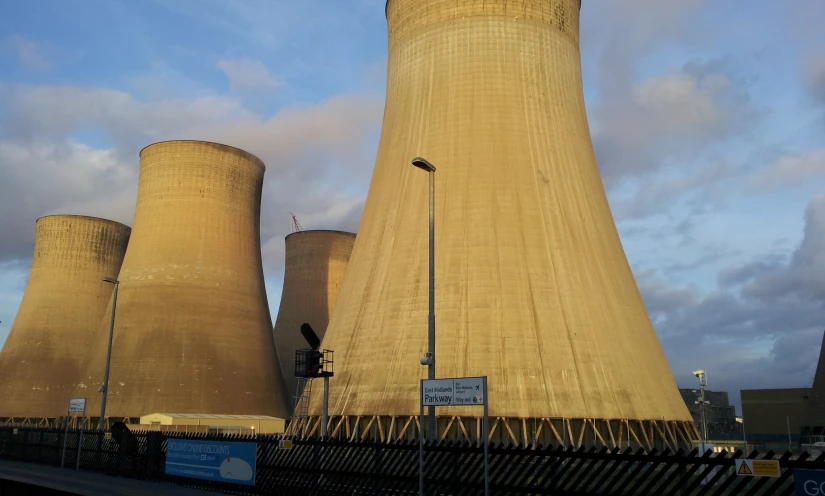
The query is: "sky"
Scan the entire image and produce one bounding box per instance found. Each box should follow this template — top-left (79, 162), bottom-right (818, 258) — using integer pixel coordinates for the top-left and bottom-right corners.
top-left (0, 0), bottom-right (824, 415)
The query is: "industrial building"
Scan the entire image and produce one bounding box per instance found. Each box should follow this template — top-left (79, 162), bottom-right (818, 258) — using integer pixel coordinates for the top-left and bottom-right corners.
top-left (678, 389), bottom-right (739, 437)
top-left (138, 413), bottom-right (285, 434)
top-left (741, 331), bottom-right (825, 451)
top-left (0, 215), bottom-right (130, 419)
top-left (77, 140), bottom-right (289, 423)
top-left (272, 230), bottom-right (355, 402)
top-left (305, 0), bottom-right (694, 448)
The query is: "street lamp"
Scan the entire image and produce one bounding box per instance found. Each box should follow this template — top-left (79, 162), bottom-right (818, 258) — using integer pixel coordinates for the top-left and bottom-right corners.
top-left (99, 277), bottom-right (119, 431)
top-left (412, 157), bottom-right (436, 442)
top-left (693, 369), bottom-right (709, 448)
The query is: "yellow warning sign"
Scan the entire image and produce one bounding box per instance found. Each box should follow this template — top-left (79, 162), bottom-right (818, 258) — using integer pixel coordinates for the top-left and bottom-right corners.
top-left (104, 432), bottom-right (112, 440)
top-left (12, 429), bottom-right (17, 435)
top-left (278, 439), bottom-right (293, 449)
top-left (735, 459), bottom-right (780, 477)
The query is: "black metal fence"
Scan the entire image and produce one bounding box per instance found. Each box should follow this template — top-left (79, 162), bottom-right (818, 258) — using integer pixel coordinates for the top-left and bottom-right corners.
top-left (1, 426), bottom-right (824, 495)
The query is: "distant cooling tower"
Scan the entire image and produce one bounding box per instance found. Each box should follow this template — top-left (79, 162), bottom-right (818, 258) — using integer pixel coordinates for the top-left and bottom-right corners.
top-left (0, 215), bottom-right (130, 419)
top-left (272, 230), bottom-right (355, 399)
top-left (79, 141), bottom-right (288, 420)
top-left (306, 0), bottom-right (694, 448)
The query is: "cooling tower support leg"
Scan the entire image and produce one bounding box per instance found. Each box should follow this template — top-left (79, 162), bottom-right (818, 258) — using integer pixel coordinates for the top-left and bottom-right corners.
top-left (322, 376), bottom-right (330, 438)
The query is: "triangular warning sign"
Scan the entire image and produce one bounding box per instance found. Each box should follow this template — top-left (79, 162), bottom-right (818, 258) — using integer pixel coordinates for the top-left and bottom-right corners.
top-left (738, 462), bottom-right (752, 475)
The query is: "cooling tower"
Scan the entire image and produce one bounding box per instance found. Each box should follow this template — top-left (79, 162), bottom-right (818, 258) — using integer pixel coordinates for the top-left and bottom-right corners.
top-left (809, 332), bottom-right (825, 432)
top-left (78, 140), bottom-right (288, 420)
top-left (272, 230), bottom-right (355, 399)
top-left (305, 0), bottom-right (695, 449)
top-left (0, 215), bottom-right (130, 419)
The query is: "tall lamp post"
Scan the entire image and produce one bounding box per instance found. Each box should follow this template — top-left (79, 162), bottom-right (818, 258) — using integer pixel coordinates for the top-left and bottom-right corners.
top-left (412, 157), bottom-right (436, 442)
top-left (99, 277), bottom-right (119, 431)
top-left (693, 369), bottom-right (709, 448)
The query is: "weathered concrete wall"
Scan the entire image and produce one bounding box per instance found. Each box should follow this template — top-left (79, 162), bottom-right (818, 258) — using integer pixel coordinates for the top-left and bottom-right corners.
top-left (272, 230), bottom-right (355, 400)
top-left (0, 215), bottom-right (130, 418)
top-left (311, 0), bottom-right (691, 425)
top-left (78, 140), bottom-right (288, 419)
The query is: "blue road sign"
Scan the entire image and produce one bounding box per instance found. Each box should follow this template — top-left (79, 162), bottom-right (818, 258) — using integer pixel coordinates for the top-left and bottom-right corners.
top-left (165, 438), bottom-right (257, 486)
top-left (795, 469), bottom-right (825, 496)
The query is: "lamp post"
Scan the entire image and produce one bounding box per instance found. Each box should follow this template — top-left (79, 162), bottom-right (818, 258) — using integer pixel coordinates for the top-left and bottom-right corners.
top-left (693, 369), bottom-right (709, 448)
top-left (412, 157), bottom-right (436, 442)
top-left (99, 277), bottom-right (119, 431)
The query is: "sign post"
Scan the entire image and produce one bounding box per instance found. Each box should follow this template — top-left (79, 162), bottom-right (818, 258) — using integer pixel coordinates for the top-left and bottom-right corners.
top-left (419, 376), bottom-right (488, 496)
top-left (62, 398), bottom-right (86, 469)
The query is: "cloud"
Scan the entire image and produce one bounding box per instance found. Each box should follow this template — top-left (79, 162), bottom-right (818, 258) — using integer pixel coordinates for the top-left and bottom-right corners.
top-left (0, 36), bottom-right (51, 70)
top-left (0, 82), bottom-right (382, 271)
top-left (729, 190), bottom-right (825, 302)
top-left (217, 59), bottom-right (283, 95)
top-left (747, 150), bottom-right (825, 193)
top-left (593, 58), bottom-right (761, 186)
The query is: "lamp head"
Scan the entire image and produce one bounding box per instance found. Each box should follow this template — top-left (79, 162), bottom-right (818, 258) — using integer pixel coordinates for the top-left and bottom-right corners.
top-left (411, 157), bottom-right (436, 173)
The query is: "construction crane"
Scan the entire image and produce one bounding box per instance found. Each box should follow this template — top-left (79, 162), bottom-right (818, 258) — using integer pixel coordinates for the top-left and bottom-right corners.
top-left (290, 212), bottom-right (303, 233)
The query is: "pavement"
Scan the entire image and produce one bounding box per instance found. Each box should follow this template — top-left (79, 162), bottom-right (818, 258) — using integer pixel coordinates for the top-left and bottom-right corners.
top-left (0, 460), bottom-right (217, 496)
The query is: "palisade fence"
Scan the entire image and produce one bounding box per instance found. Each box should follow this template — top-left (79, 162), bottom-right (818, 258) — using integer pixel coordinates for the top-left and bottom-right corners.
top-left (0, 426), bottom-right (824, 495)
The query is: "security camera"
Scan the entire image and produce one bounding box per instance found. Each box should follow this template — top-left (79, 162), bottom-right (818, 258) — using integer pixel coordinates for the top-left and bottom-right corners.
top-left (693, 370), bottom-right (705, 378)
top-left (420, 353), bottom-right (433, 366)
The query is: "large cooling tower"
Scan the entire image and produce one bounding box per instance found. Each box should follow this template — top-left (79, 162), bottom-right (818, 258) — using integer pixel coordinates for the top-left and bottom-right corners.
top-left (272, 230), bottom-right (355, 399)
top-left (809, 332), bottom-right (825, 431)
top-left (79, 141), bottom-right (288, 420)
top-left (0, 215), bottom-right (130, 419)
top-left (306, 0), bottom-right (694, 448)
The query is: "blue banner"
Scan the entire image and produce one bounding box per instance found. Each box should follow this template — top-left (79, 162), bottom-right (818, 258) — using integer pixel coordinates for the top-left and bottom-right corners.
top-left (795, 469), bottom-right (825, 496)
top-left (165, 438), bottom-right (257, 486)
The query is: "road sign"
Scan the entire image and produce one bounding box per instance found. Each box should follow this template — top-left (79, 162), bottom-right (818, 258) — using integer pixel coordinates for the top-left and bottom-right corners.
top-left (68, 398), bottom-right (86, 414)
top-left (12, 429), bottom-right (17, 435)
top-left (420, 376), bottom-right (489, 496)
top-left (453, 377), bottom-right (484, 405)
top-left (735, 459), bottom-right (780, 477)
top-left (166, 439), bottom-right (257, 486)
top-left (104, 432), bottom-right (112, 440)
top-left (278, 439), bottom-right (293, 449)
top-left (795, 469), bottom-right (825, 495)
top-left (422, 377), bottom-right (484, 406)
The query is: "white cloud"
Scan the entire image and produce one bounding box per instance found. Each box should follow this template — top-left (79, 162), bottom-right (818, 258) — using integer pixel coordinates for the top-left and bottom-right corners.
top-left (747, 150), bottom-right (825, 193)
top-left (0, 35), bottom-right (51, 70)
top-left (217, 59), bottom-right (283, 95)
top-left (0, 82), bottom-right (383, 271)
top-left (593, 59), bottom-right (760, 186)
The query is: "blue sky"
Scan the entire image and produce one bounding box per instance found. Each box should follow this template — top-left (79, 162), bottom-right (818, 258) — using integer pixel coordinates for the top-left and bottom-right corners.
top-left (1, 0), bottom-right (824, 414)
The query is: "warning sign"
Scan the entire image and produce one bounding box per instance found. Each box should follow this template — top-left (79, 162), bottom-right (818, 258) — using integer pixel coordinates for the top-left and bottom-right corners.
top-left (734, 459), bottom-right (780, 477)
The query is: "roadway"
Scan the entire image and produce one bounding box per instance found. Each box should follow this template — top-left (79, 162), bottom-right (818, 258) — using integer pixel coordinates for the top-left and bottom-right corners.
top-left (0, 460), bottom-right (216, 496)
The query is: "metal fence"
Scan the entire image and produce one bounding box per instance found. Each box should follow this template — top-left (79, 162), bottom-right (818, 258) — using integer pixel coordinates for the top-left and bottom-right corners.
top-left (1, 426), bottom-right (824, 495)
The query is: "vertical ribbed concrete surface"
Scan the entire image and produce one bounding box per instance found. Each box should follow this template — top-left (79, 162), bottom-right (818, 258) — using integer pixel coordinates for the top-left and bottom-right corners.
top-left (80, 141), bottom-right (288, 419)
top-left (310, 0), bottom-right (691, 439)
top-left (0, 216), bottom-right (130, 418)
top-left (273, 230), bottom-right (355, 399)
top-left (809, 332), bottom-right (825, 430)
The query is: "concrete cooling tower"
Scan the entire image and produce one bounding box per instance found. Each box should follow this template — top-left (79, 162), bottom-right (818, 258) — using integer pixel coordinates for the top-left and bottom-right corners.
top-left (79, 140), bottom-right (288, 421)
top-left (0, 215), bottom-right (130, 419)
top-left (272, 230), bottom-right (355, 400)
top-left (306, 0), bottom-right (694, 448)
top-left (808, 332), bottom-right (825, 433)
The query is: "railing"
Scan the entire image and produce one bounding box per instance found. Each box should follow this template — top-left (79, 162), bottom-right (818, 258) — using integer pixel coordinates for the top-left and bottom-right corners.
top-left (1, 426), bottom-right (824, 495)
